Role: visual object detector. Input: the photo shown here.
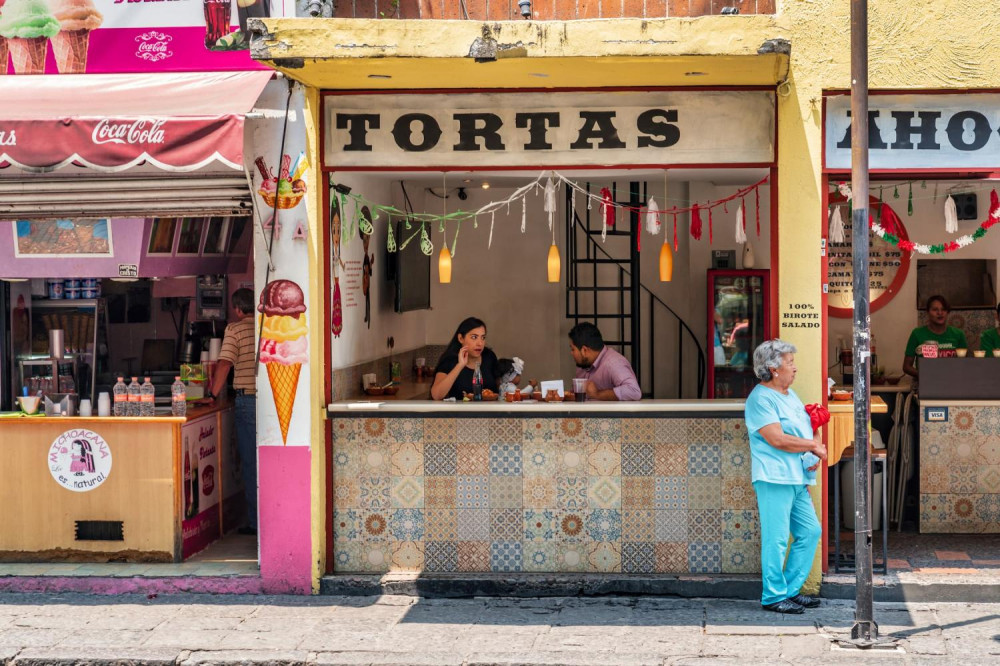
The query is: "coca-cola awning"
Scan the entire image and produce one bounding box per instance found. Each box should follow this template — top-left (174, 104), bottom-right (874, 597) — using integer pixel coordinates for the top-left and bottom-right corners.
top-left (0, 71), bottom-right (272, 173)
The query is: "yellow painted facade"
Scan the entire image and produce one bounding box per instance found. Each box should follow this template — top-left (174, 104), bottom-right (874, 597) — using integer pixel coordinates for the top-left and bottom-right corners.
top-left (261, 3), bottom-right (1000, 592)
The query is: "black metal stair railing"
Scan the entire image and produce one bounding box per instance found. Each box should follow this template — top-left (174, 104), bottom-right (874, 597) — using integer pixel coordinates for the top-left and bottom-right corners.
top-left (565, 182), bottom-right (705, 399)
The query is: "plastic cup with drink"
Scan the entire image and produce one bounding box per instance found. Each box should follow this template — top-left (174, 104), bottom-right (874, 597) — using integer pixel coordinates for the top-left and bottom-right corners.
top-left (572, 378), bottom-right (588, 402)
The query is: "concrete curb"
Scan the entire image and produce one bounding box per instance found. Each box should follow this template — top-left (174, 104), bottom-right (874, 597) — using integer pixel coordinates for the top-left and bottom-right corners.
top-left (820, 579), bottom-right (1000, 603)
top-left (8, 647), bottom-right (182, 665)
top-left (319, 574), bottom-right (763, 599)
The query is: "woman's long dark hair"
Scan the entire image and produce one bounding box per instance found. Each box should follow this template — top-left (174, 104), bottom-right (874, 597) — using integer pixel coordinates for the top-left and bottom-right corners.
top-left (442, 317), bottom-right (487, 359)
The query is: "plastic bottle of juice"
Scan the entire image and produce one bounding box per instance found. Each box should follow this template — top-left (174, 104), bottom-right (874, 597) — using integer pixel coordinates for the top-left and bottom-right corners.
top-left (127, 377), bottom-right (141, 417)
top-left (140, 377), bottom-right (155, 417)
top-left (171, 377), bottom-right (187, 417)
top-left (112, 377), bottom-right (127, 417)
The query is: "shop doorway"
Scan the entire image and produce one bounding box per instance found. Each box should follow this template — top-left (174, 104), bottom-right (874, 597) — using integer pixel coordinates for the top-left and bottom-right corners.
top-left (823, 175), bottom-right (1000, 582)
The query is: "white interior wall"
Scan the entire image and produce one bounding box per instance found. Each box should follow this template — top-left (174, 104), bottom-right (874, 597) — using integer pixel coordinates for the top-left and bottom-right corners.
top-left (826, 180), bottom-right (1000, 375)
top-left (427, 184), bottom-right (566, 382)
top-left (329, 173), bottom-right (427, 369)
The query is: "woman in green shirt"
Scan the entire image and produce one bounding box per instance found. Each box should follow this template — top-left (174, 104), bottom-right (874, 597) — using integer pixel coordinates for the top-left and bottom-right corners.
top-left (981, 303), bottom-right (1000, 356)
top-left (903, 295), bottom-right (968, 378)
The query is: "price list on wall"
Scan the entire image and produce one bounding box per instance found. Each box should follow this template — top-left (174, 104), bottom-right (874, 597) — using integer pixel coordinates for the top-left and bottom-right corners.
top-left (827, 203), bottom-right (907, 316)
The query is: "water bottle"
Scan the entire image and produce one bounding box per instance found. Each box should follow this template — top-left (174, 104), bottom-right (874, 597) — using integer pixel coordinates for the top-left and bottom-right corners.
top-left (127, 377), bottom-right (141, 417)
top-left (472, 364), bottom-right (483, 401)
top-left (171, 376), bottom-right (187, 417)
top-left (140, 377), bottom-right (155, 417)
top-left (112, 377), bottom-right (127, 417)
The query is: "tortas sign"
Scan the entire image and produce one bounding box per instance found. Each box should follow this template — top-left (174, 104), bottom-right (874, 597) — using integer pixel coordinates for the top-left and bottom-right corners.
top-left (48, 428), bottom-right (113, 492)
top-left (324, 90), bottom-right (776, 169)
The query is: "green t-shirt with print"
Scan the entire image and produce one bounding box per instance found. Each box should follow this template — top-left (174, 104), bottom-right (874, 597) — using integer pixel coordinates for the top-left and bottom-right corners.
top-left (904, 326), bottom-right (968, 357)
top-left (981, 328), bottom-right (1000, 355)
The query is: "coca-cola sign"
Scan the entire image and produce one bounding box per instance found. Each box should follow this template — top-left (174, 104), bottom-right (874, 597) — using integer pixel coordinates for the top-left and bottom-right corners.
top-left (92, 119), bottom-right (167, 146)
top-left (0, 116), bottom-right (245, 172)
top-left (135, 31), bottom-right (174, 63)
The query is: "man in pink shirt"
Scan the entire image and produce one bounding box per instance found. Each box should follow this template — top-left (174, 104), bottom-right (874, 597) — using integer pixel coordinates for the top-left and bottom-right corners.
top-left (569, 322), bottom-right (642, 401)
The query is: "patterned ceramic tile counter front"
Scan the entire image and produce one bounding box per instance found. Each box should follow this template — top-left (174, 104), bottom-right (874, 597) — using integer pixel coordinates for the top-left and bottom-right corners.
top-left (328, 402), bottom-right (760, 576)
top-left (920, 401), bottom-right (1000, 533)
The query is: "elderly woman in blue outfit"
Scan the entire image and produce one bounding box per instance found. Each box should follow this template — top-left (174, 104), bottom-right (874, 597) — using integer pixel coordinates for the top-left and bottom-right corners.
top-left (744, 339), bottom-right (827, 614)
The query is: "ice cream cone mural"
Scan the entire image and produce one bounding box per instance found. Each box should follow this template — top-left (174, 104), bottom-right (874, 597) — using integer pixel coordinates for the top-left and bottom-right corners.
top-left (258, 280), bottom-right (308, 445)
top-left (0, 0), bottom-right (59, 74)
top-left (49, 0), bottom-right (102, 74)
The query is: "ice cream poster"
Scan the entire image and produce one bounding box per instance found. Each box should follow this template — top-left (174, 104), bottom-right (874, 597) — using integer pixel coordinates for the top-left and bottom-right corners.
top-left (0, 0), bottom-right (290, 75)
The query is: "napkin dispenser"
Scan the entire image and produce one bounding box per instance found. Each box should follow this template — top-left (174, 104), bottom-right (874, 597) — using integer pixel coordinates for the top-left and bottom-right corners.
top-left (44, 393), bottom-right (77, 417)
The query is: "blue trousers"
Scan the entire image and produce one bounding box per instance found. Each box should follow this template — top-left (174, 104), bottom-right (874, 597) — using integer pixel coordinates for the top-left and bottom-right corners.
top-left (753, 481), bottom-right (822, 605)
top-left (235, 394), bottom-right (258, 530)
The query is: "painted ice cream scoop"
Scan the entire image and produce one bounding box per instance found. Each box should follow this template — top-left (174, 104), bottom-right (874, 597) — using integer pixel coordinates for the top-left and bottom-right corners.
top-left (50, 0), bottom-right (102, 31)
top-left (0, 0), bottom-right (59, 38)
top-left (258, 279), bottom-right (307, 318)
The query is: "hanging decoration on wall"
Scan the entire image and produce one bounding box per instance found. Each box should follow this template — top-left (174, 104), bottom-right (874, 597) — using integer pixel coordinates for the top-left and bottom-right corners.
top-left (871, 189), bottom-right (1000, 254)
top-left (327, 171), bottom-right (769, 258)
top-left (944, 194), bottom-right (959, 234)
top-left (735, 202), bottom-right (747, 244)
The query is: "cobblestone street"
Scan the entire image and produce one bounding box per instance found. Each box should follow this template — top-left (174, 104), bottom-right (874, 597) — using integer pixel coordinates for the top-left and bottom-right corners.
top-left (1, 593), bottom-right (999, 664)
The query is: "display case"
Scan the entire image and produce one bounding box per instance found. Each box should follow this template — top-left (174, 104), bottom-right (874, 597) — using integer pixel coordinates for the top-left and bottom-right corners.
top-left (707, 269), bottom-right (771, 399)
top-left (20, 299), bottom-right (109, 403)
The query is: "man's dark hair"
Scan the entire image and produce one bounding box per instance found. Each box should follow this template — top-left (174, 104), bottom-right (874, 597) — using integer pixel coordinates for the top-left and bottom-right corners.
top-left (232, 288), bottom-right (254, 315)
top-left (926, 294), bottom-right (950, 312)
top-left (568, 322), bottom-right (605, 351)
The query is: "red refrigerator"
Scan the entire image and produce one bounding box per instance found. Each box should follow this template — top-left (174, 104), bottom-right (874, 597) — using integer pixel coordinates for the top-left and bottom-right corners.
top-left (708, 269), bottom-right (771, 399)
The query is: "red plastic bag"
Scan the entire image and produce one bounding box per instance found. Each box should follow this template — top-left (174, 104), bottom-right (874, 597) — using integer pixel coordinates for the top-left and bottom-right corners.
top-left (805, 403), bottom-right (830, 433)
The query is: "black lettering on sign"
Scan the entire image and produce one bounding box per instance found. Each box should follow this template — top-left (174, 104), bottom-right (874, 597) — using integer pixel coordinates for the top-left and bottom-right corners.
top-left (570, 111), bottom-right (627, 150)
top-left (636, 109), bottom-right (680, 148)
top-left (515, 112), bottom-right (561, 150)
top-left (392, 113), bottom-right (442, 152)
top-left (836, 110), bottom-right (889, 150)
top-left (336, 114), bottom-right (380, 152)
top-left (946, 111), bottom-right (992, 151)
top-left (889, 111), bottom-right (941, 150)
top-left (453, 113), bottom-right (505, 152)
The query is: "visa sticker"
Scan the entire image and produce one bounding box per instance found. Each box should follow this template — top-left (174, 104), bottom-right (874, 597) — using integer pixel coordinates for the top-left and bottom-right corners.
top-left (925, 407), bottom-right (948, 422)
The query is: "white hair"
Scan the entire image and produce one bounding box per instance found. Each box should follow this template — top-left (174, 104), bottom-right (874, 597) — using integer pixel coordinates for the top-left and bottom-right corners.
top-left (753, 339), bottom-right (797, 381)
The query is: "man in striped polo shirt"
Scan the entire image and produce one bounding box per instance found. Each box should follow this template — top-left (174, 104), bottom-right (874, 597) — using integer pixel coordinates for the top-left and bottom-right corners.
top-left (209, 288), bottom-right (258, 535)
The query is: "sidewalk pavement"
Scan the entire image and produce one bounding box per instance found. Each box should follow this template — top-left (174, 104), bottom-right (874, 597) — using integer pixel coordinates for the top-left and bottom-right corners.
top-left (1, 593), bottom-right (999, 665)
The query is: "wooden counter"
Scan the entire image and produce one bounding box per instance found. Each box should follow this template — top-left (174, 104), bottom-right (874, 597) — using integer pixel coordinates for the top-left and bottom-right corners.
top-left (827, 395), bottom-right (888, 465)
top-left (0, 400), bottom-right (239, 563)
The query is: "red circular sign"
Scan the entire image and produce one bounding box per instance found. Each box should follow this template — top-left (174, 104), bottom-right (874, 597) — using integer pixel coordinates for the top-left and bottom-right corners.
top-left (828, 194), bottom-right (911, 318)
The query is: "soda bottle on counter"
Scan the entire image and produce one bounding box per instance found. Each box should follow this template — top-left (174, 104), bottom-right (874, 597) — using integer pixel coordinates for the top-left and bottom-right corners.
top-left (127, 377), bottom-right (141, 417)
top-left (112, 377), bottom-right (127, 417)
top-left (171, 377), bottom-right (187, 417)
top-left (183, 441), bottom-right (192, 518)
top-left (472, 364), bottom-right (483, 401)
top-left (140, 377), bottom-right (155, 417)
top-left (190, 453), bottom-right (200, 517)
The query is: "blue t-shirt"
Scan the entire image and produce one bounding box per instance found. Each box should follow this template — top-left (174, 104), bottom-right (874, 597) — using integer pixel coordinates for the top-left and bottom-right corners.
top-left (744, 384), bottom-right (815, 485)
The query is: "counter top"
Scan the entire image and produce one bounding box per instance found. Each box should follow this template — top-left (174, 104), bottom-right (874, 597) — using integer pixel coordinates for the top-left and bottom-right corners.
top-left (327, 399), bottom-right (746, 416)
top-left (918, 399), bottom-right (1000, 407)
top-left (828, 395), bottom-right (888, 414)
top-left (0, 398), bottom-right (232, 425)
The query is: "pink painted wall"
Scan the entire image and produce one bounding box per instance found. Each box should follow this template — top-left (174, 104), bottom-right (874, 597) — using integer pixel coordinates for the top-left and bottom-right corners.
top-left (258, 446), bottom-right (313, 594)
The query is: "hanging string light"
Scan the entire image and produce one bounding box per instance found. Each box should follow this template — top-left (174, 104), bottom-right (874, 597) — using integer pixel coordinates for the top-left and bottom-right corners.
top-left (659, 171), bottom-right (673, 282)
top-left (545, 175), bottom-right (560, 282)
top-left (438, 173), bottom-right (452, 284)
